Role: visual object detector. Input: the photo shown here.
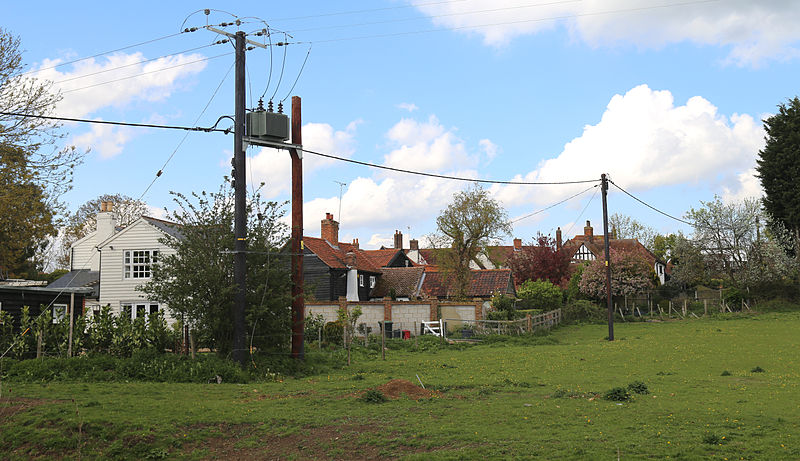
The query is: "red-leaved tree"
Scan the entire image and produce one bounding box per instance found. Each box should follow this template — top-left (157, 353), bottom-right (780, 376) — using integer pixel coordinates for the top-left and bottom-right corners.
top-left (578, 249), bottom-right (653, 299)
top-left (507, 234), bottom-right (571, 287)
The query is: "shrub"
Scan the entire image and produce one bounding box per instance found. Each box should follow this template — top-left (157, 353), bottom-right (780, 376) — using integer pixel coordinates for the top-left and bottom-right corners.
top-left (720, 370), bottom-right (731, 376)
top-left (702, 433), bottom-right (723, 445)
top-left (563, 300), bottom-right (605, 323)
top-left (360, 389), bottom-right (388, 403)
top-left (323, 321), bottom-right (344, 345)
top-left (304, 313), bottom-right (325, 341)
top-left (751, 366), bottom-right (765, 373)
top-left (517, 279), bottom-right (562, 311)
top-left (627, 380), bottom-right (649, 394)
top-left (490, 293), bottom-right (517, 320)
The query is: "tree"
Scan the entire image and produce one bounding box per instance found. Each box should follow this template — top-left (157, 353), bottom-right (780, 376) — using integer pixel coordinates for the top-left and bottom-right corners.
top-left (517, 279), bottom-right (562, 311)
top-left (430, 185), bottom-right (511, 300)
top-left (609, 213), bottom-right (657, 250)
top-left (757, 96), bottom-right (800, 258)
top-left (141, 181), bottom-right (291, 355)
top-left (684, 196), bottom-right (761, 284)
top-left (0, 28), bottom-right (86, 276)
top-left (57, 194), bottom-right (148, 268)
top-left (507, 233), bottom-right (571, 287)
top-left (579, 249), bottom-right (654, 299)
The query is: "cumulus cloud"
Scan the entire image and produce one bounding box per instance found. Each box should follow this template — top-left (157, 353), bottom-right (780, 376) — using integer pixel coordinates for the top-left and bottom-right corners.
top-left (71, 123), bottom-right (134, 159)
top-left (397, 102), bottom-right (419, 112)
top-left (722, 168), bottom-right (763, 203)
top-left (32, 52), bottom-right (208, 117)
top-left (250, 120), bottom-right (360, 198)
top-left (301, 115), bottom-right (490, 240)
top-left (410, 0), bottom-right (800, 65)
top-left (490, 84), bottom-right (764, 208)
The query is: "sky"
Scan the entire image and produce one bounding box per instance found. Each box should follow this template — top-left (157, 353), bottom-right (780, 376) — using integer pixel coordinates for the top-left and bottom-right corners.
top-left (5, 0), bottom-right (800, 249)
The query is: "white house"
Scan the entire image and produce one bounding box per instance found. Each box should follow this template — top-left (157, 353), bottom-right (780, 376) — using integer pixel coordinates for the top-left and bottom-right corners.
top-left (50, 201), bottom-right (179, 322)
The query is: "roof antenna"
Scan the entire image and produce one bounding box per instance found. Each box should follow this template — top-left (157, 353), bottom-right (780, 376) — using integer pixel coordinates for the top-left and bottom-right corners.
top-left (334, 181), bottom-right (346, 225)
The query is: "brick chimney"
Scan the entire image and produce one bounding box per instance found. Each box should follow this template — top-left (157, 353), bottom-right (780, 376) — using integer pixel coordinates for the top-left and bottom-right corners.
top-left (584, 220), bottom-right (593, 239)
top-left (321, 213), bottom-right (339, 244)
top-left (409, 239), bottom-right (419, 251)
top-left (393, 230), bottom-right (403, 250)
top-left (352, 238), bottom-right (359, 250)
top-left (513, 238), bottom-right (522, 251)
top-left (556, 227), bottom-right (562, 250)
top-left (96, 201), bottom-right (117, 242)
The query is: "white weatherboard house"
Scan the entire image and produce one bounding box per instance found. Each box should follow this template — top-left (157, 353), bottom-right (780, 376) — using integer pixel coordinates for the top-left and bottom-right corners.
top-left (52, 201), bottom-right (179, 322)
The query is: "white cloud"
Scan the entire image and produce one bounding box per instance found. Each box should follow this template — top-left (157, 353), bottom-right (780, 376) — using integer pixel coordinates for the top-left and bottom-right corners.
top-left (32, 52), bottom-right (207, 117)
top-left (249, 121), bottom-right (360, 198)
top-left (480, 138), bottom-right (499, 161)
top-left (302, 115), bottom-right (486, 236)
top-left (71, 123), bottom-right (133, 159)
top-left (491, 84), bottom-right (764, 208)
top-left (410, 0), bottom-right (800, 65)
top-left (397, 102), bottom-right (419, 112)
top-left (722, 168), bottom-right (763, 203)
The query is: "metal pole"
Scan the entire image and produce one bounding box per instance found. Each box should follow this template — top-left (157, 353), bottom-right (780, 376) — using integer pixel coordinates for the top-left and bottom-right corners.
top-left (232, 31), bottom-right (247, 366)
top-left (601, 173), bottom-right (614, 341)
top-left (290, 96), bottom-right (305, 359)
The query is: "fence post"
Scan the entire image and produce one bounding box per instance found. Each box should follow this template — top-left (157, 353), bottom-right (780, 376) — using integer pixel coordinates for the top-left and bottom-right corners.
top-left (704, 299), bottom-right (708, 316)
top-left (527, 314), bottom-right (532, 333)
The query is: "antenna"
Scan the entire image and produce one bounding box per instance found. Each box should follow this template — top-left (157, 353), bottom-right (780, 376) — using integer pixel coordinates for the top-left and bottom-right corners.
top-left (334, 180), bottom-right (346, 224)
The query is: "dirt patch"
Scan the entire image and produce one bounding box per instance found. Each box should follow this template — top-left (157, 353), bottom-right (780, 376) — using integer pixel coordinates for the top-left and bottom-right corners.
top-left (187, 421), bottom-right (435, 460)
top-left (376, 379), bottom-right (437, 400)
top-left (0, 396), bottom-right (56, 419)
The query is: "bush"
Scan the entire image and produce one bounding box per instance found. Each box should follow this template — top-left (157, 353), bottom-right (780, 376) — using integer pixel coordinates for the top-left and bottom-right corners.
top-left (627, 380), bottom-right (649, 394)
top-left (360, 389), bottom-right (388, 403)
top-left (563, 300), bottom-right (605, 323)
top-left (323, 321), bottom-right (344, 345)
top-left (604, 387), bottom-right (631, 401)
top-left (490, 293), bottom-right (517, 320)
top-left (517, 279), bottom-right (562, 311)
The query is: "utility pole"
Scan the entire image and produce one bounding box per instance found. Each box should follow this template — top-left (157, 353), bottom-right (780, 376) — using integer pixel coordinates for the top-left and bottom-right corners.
top-left (290, 97), bottom-right (304, 359)
top-left (601, 173), bottom-right (614, 341)
top-left (232, 30), bottom-right (247, 366)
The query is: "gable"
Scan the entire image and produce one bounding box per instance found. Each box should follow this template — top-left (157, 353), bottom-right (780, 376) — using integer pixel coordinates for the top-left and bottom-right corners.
top-left (96, 216), bottom-right (177, 249)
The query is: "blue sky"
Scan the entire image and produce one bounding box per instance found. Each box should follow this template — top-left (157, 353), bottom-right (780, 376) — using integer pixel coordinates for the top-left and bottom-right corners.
top-left (6, 1), bottom-right (800, 248)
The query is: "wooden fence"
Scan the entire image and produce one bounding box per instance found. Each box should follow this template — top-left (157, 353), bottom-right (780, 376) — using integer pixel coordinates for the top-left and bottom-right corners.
top-left (444, 308), bottom-right (561, 336)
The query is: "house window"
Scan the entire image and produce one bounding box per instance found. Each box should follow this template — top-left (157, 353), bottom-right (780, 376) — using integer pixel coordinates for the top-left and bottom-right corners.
top-left (124, 250), bottom-right (158, 279)
top-left (358, 274), bottom-right (364, 287)
top-left (369, 276), bottom-right (376, 289)
top-left (575, 245), bottom-right (595, 261)
top-left (52, 304), bottom-right (67, 324)
top-left (121, 302), bottom-right (160, 321)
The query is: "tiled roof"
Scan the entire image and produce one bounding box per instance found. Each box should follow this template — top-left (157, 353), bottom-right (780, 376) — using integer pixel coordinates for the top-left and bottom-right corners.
top-left (303, 236), bottom-right (382, 273)
top-left (47, 269), bottom-right (100, 298)
top-left (420, 268), bottom-right (515, 299)
top-left (362, 249), bottom-right (403, 267)
top-left (371, 267), bottom-right (425, 298)
top-left (142, 216), bottom-right (183, 240)
top-left (562, 237), bottom-right (660, 265)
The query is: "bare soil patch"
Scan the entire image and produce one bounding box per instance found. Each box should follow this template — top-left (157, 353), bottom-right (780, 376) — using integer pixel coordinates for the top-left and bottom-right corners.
top-left (377, 379), bottom-right (437, 399)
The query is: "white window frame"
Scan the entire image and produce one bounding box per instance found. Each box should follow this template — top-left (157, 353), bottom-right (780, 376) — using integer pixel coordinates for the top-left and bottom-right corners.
top-left (369, 275), bottom-right (376, 289)
top-left (52, 304), bottom-right (68, 324)
top-left (120, 302), bottom-right (160, 321)
top-left (575, 244), bottom-right (596, 261)
top-left (123, 249), bottom-right (159, 279)
top-left (358, 274), bottom-right (364, 287)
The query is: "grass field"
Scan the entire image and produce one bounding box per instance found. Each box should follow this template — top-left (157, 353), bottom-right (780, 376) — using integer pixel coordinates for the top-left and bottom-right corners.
top-left (2, 311), bottom-right (799, 460)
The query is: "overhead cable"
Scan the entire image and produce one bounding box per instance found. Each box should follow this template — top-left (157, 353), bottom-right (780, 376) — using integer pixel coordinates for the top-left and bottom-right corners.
top-left (510, 183), bottom-right (599, 224)
top-left (609, 180), bottom-right (694, 226)
top-left (0, 111), bottom-right (230, 133)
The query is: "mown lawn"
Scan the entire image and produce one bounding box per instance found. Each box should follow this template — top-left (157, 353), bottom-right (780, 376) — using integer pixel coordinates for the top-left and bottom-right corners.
top-left (2, 312), bottom-right (799, 460)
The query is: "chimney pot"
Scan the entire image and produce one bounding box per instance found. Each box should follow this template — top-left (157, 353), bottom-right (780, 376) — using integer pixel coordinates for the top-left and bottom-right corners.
top-left (321, 213), bottom-right (339, 244)
top-left (513, 238), bottom-right (522, 250)
top-left (584, 220), bottom-right (593, 239)
top-left (394, 230), bottom-right (403, 250)
top-left (409, 239), bottom-right (419, 251)
top-left (556, 227), bottom-right (562, 250)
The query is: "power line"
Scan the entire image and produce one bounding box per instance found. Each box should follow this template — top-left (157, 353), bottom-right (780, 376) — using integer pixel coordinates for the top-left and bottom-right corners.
top-left (59, 53), bottom-right (231, 95)
top-left (510, 183), bottom-right (599, 224)
top-left (138, 62), bottom-right (236, 201)
top-left (0, 111), bottom-right (230, 133)
top-left (300, 147), bottom-right (598, 185)
top-left (280, 44), bottom-right (312, 103)
top-left (608, 179), bottom-right (694, 226)
top-left (306, 0), bottom-right (720, 45)
top-left (21, 31), bottom-right (187, 76)
top-left (50, 44), bottom-right (219, 84)
top-left (287, 0), bottom-right (582, 34)
top-left (563, 183), bottom-right (600, 238)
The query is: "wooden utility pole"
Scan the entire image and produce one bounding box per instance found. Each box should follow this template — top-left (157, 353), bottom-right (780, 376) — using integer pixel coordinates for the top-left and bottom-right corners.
top-left (232, 31), bottom-right (247, 366)
top-left (601, 173), bottom-right (614, 341)
top-left (290, 97), bottom-right (305, 359)
top-left (67, 292), bottom-right (75, 357)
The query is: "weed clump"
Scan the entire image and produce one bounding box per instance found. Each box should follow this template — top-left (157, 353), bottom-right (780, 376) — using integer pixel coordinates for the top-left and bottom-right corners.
top-left (604, 387), bottom-right (631, 401)
top-left (751, 366), bottom-right (765, 373)
top-left (360, 389), bottom-right (388, 403)
top-left (627, 380), bottom-right (649, 395)
top-left (721, 370), bottom-right (731, 376)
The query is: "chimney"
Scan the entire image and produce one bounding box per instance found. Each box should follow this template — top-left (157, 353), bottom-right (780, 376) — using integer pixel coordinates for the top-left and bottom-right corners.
top-left (409, 239), bottom-right (419, 251)
top-left (394, 230), bottom-right (403, 250)
top-left (584, 220), bottom-right (593, 239)
top-left (321, 213), bottom-right (339, 244)
top-left (345, 251), bottom-right (357, 268)
top-left (96, 201), bottom-right (117, 242)
top-left (513, 238), bottom-right (522, 251)
top-left (556, 227), bottom-right (562, 250)
top-left (352, 238), bottom-right (359, 250)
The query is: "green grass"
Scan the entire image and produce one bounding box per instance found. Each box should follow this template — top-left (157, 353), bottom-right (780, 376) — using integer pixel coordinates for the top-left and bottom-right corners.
top-left (2, 311), bottom-right (800, 459)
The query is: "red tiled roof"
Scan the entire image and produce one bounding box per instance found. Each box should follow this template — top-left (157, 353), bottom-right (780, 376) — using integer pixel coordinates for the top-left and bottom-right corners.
top-left (562, 237), bottom-right (659, 265)
top-left (420, 268), bottom-right (515, 299)
top-left (303, 236), bottom-right (382, 273)
top-left (362, 249), bottom-right (403, 267)
top-left (371, 267), bottom-right (425, 298)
